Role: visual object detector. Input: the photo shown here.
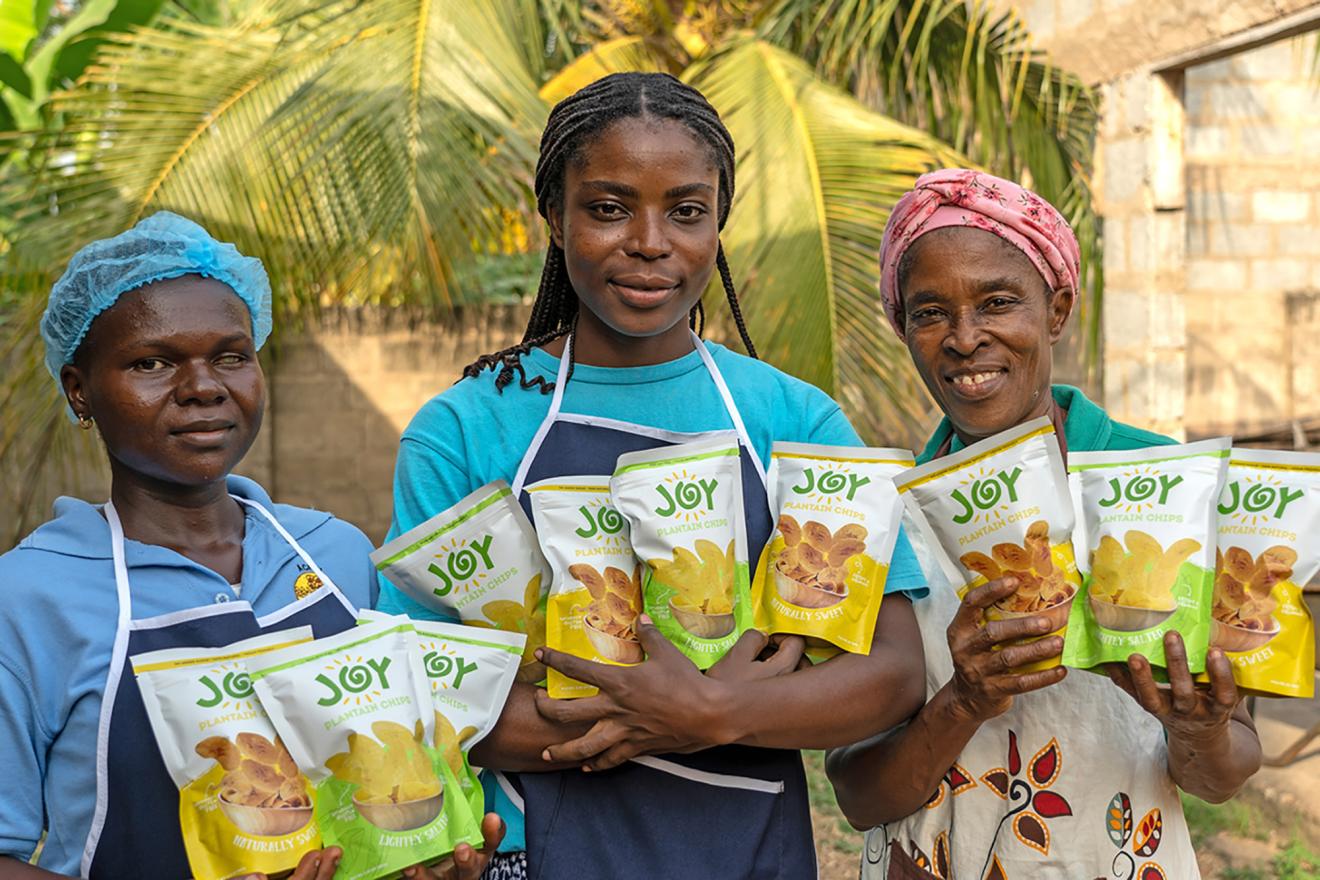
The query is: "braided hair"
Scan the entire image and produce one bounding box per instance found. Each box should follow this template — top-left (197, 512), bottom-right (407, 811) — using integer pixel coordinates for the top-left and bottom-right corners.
top-left (462, 72), bottom-right (758, 394)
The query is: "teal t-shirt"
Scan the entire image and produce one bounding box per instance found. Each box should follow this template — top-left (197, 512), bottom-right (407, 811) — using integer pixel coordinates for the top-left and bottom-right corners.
top-left (377, 339), bottom-right (928, 852)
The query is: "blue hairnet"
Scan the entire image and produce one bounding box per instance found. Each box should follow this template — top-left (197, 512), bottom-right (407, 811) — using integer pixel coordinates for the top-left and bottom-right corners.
top-left (41, 211), bottom-right (273, 394)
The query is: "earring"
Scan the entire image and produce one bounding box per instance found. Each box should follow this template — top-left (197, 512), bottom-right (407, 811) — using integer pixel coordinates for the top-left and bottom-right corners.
top-left (78, 413), bottom-right (94, 430)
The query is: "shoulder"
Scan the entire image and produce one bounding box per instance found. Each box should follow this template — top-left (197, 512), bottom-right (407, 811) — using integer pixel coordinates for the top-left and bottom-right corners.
top-left (708, 343), bottom-right (851, 430)
top-left (402, 365), bottom-right (553, 450)
top-left (1106, 420), bottom-right (1177, 449)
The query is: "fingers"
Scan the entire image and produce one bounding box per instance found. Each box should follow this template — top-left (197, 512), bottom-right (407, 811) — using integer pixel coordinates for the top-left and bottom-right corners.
top-left (633, 615), bottom-right (694, 667)
top-left (584, 739), bottom-right (642, 772)
top-left (281, 847), bottom-right (341, 880)
top-left (761, 634), bottom-right (805, 675)
top-left (542, 719), bottom-right (626, 764)
top-left (980, 615), bottom-right (1057, 649)
top-left (534, 689), bottom-right (614, 724)
top-left (1162, 632), bottom-right (1199, 716)
top-left (996, 635), bottom-right (1064, 671)
top-left (1204, 648), bottom-right (1240, 712)
top-left (718, 628), bottom-right (770, 666)
top-left (535, 646), bottom-right (614, 689)
top-left (956, 577), bottom-right (1019, 619)
top-left (1104, 663), bottom-right (1139, 701)
top-left (1125, 653), bottom-right (1169, 717)
top-left (479, 813), bottom-right (506, 853)
top-left (1000, 665), bottom-right (1067, 695)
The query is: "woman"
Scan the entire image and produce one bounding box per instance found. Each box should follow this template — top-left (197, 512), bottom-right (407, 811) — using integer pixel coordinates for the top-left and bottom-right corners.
top-left (826, 170), bottom-right (1263, 879)
top-left (377, 72), bottom-right (929, 880)
top-left (0, 213), bottom-right (500, 880)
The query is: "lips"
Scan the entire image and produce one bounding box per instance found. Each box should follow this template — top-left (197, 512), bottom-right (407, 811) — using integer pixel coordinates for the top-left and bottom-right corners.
top-left (608, 274), bottom-right (680, 309)
top-left (945, 367), bottom-right (1008, 401)
top-left (172, 420), bottom-right (235, 446)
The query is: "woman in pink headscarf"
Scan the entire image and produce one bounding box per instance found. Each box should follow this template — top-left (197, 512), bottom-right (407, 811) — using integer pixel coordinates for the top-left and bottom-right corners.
top-left (827, 170), bottom-right (1261, 879)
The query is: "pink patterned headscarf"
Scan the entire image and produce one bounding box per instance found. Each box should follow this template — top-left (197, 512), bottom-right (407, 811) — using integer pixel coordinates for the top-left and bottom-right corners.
top-left (878, 169), bottom-right (1081, 338)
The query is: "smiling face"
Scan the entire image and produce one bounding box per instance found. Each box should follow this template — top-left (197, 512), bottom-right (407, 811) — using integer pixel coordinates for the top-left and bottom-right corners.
top-left (548, 115), bottom-right (720, 348)
top-left (899, 227), bottom-right (1074, 444)
top-left (61, 275), bottom-right (265, 487)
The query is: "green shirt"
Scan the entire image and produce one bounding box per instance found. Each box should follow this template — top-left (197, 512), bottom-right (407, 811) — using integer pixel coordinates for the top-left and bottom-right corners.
top-left (916, 384), bottom-right (1173, 462)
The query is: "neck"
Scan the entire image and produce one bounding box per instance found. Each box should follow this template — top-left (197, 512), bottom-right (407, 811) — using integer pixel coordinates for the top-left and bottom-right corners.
top-left (547, 311), bottom-right (696, 367)
top-left (951, 386), bottom-right (1060, 449)
top-left (108, 464), bottom-right (244, 553)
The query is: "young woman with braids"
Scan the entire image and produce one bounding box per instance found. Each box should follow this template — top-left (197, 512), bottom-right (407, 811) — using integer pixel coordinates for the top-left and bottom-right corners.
top-left (377, 72), bottom-right (928, 880)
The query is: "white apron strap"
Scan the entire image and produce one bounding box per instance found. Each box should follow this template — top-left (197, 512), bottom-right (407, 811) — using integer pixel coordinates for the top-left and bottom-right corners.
top-left (235, 496), bottom-right (358, 620)
top-left (688, 330), bottom-right (767, 486)
top-left (511, 335), bottom-right (574, 496)
top-left (80, 501), bottom-right (135, 876)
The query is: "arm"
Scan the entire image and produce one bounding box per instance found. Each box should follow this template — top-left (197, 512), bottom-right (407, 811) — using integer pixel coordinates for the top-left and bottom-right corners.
top-left (0, 860), bottom-right (65, 879)
top-left (825, 578), bottom-right (1068, 828)
top-left (470, 683), bottom-right (593, 772)
top-left (1106, 634), bottom-right (1262, 804)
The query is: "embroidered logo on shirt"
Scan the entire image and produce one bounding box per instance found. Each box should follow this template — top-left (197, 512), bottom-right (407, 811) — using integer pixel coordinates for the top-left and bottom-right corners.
top-left (294, 571), bottom-right (324, 599)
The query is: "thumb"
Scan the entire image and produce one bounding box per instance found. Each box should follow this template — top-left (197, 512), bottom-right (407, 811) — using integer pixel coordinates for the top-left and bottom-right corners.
top-left (761, 634), bottom-right (805, 675)
top-left (634, 614), bottom-right (683, 660)
top-left (718, 628), bottom-right (770, 666)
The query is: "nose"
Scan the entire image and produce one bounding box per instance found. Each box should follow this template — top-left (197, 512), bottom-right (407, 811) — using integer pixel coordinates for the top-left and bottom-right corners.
top-left (625, 210), bottom-right (671, 261)
top-left (943, 307), bottom-right (991, 357)
top-left (175, 359), bottom-right (228, 405)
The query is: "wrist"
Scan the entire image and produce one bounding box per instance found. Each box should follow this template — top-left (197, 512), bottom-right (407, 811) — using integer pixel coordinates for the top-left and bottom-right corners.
top-left (699, 677), bottom-right (744, 746)
top-left (939, 680), bottom-right (997, 729)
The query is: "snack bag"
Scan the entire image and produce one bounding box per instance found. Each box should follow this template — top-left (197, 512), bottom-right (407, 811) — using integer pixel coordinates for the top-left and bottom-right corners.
top-left (1064, 438), bottom-right (1230, 672)
top-left (527, 476), bottom-right (643, 698)
top-left (372, 480), bottom-right (550, 683)
top-left (1198, 449), bottom-right (1319, 697)
top-left (610, 435), bottom-right (752, 668)
top-left (358, 610), bottom-right (526, 812)
top-left (752, 442), bottom-right (911, 655)
top-left (247, 619), bottom-right (482, 880)
top-left (896, 417), bottom-right (1079, 670)
top-left (132, 629), bottom-right (320, 880)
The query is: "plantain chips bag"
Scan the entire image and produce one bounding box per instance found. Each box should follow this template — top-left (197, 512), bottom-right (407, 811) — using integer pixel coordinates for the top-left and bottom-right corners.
top-left (528, 476), bottom-right (643, 698)
top-left (896, 417), bottom-right (1080, 671)
top-left (372, 480), bottom-right (550, 683)
top-left (357, 610), bottom-right (525, 815)
top-left (1064, 438), bottom-right (1231, 672)
top-left (1197, 448), bottom-right (1319, 697)
top-left (752, 442), bottom-right (910, 655)
top-left (247, 619), bottom-right (482, 880)
top-left (610, 435), bottom-right (752, 668)
top-left (132, 628), bottom-right (320, 880)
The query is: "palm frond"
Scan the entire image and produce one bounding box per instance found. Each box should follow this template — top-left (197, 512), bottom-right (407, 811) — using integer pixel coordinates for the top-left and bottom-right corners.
top-left (539, 35), bottom-right (673, 103)
top-left (689, 39), bottom-right (962, 444)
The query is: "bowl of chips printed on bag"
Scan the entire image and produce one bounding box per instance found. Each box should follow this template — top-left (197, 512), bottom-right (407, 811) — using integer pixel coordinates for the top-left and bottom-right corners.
top-left (655, 541), bottom-right (737, 638)
top-left (1210, 546), bottom-right (1290, 651)
top-left (328, 721), bottom-right (444, 832)
top-left (1087, 532), bottom-right (1194, 632)
top-left (960, 522), bottom-right (1077, 631)
top-left (199, 733), bottom-right (315, 837)
top-left (571, 563), bottom-right (645, 663)
top-left (772, 516), bottom-right (862, 609)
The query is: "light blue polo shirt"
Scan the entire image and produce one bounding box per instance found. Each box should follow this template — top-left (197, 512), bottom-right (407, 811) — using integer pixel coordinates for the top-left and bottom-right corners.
top-left (0, 475), bottom-right (378, 875)
top-left (377, 340), bottom-right (928, 853)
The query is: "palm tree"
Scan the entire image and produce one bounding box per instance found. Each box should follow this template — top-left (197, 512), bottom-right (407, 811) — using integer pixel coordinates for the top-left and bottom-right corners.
top-left (0, 0), bottom-right (1097, 544)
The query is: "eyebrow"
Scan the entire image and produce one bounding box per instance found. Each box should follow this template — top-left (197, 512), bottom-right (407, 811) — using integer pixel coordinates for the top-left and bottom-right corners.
top-left (578, 180), bottom-right (715, 200)
top-left (664, 182), bottom-right (714, 199)
top-left (977, 276), bottom-right (1027, 294)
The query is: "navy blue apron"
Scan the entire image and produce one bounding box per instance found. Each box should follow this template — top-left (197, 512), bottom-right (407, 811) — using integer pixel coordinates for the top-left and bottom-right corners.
top-left (81, 497), bottom-right (359, 879)
top-left (507, 332), bottom-right (816, 880)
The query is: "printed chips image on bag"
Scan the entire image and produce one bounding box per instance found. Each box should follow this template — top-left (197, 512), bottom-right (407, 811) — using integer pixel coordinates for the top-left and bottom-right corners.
top-left (1201, 449), bottom-right (1319, 697)
top-left (896, 417), bottom-right (1080, 669)
top-left (132, 628), bottom-right (320, 880)
top-left (610, 435), bottom-right (752, 668)
top-left (247, 619), bottom-right (481, 880)
top-left (1064, 438), bottom-right (1230, 672)
top-left (528, 476), bottom-right (643, 698)
top-left (358, 611), bottom-right (526, 811)
top-left (752, 442), bottom-right (911, 654)
top-left (372, 481), bottom-right (551, 683)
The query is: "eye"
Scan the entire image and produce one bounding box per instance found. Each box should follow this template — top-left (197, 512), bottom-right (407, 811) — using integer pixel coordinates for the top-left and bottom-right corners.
top-left (133, 357), bottom-right (170, 372)
top-left (671, 203), bottom-right (707, 222)
top-left (589, 201), bottom-right (627, 219)
top-left (215, 353), bottom-right (249, 366)
top-left (985, 296), bottom-right (1018, 309)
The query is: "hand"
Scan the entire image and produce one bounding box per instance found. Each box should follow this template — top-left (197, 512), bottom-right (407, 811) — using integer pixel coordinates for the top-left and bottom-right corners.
top-left (402, 813), bottom-right (506, 880)
top-left (706, 629), bottom-right (805, 682)
top-left (245, 847), bottom-right (341, 880)
top-left (945, 577), bottom-right (1067, 724)
top-left (1105, 631), bottom-right (1239, 745)
top-left (534, 615), bottom-right (730, 770)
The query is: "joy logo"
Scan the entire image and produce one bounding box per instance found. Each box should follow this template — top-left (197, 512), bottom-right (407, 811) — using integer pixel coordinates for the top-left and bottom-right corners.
top-left (1099, 473), bottom-right (1183, 509)
top-left (791, 467), bottom-right (870, 502)
top-left (951, 467), bottom-right (1022, 525)
top-left (428, 535), bottom-right (495, 598)
top-left (424, 650), bottom-right (478, 688)
top-left (654, 477), bottom-right (718, 517)
top-left (1218, 480), bottom-right (1303, 519)
top-left (315, 657), bottom-right (393, 707)
top-left (196, 669), bottom-right (253, 708)
top-left (576, 504), bottom-right (625, 540)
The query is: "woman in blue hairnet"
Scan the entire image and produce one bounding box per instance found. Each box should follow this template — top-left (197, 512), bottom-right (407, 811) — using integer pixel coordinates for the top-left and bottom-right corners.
top-left (0, 213), bottom-right (501, 880)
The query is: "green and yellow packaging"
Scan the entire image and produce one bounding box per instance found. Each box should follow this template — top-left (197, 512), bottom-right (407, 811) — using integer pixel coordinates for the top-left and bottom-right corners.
top-left (528, 476), bottom-right (643, 698)
top-left (1198, 448), bottom-right (1319, 697)
top-left (610, 435), bottom-right (752, 669)
top-left (371, 481), bottom-right (550, 683)
top-left (1064, 438), bottom-right (1231, 672)
top-left (896, 417), bottom-right (1080, 671)
top-left (132, 629), bottom-right (320, 880)
top-left (752, 442), bottom-right (910, 655)
top-left (247, 619), bottom-right (481, 880)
